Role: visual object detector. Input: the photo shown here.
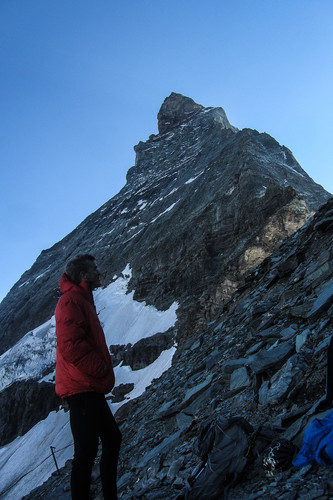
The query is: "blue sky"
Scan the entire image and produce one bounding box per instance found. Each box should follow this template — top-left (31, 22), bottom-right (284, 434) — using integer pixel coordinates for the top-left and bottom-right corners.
top-left (1, 0), bottom-right (332, 302)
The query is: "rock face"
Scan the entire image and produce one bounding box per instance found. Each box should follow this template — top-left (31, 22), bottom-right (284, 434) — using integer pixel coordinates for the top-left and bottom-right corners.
top-left (0, 380), bottom-right (60, 446)
top-left (110, 329), bottom-right (175, 371)
top-left (0, 93), bottom-right (329, 356)
top-left (157, 92), bottom-right (205, 134)
top-left (26, 197), bottom-right (333, 500)
top-left (0, 93), bottom-right (332, 499)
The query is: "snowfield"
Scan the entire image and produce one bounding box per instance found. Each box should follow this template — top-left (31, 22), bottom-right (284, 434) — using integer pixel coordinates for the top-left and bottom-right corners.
top-left (0, 265), bottom-right (178, 499)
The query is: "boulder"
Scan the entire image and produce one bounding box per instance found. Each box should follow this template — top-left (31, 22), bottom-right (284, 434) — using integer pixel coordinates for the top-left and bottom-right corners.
top-left (249, 341), bottom-right (294, 374)
top-left (258, 354), bottom-right (308, 406)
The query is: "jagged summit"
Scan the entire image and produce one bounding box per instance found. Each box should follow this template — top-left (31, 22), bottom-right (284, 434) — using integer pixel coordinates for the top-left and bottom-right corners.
top-left (129, 93), bottom-right (236, 186)
top-left (157, 92), bottom-right (204, 134)
top-left (156, 92), bottom-right (235, 135)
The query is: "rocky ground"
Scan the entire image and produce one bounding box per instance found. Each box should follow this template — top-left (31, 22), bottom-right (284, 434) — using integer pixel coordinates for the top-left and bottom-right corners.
top-left (25, 198), bottom-right (333, 499)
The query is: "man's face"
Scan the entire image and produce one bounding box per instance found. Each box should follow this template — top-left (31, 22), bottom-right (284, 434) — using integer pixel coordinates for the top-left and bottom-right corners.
top-left (81, 261), bottom-right (102, 290)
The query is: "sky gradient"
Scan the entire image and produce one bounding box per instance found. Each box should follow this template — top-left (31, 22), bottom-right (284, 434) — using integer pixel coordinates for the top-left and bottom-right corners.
top-left (1, 0), bottom-right (333, 301)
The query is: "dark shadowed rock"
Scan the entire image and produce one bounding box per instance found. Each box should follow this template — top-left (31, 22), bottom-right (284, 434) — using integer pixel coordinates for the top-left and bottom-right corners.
top-left (249, 342), bottom-right (295, 374)
top-left (0, 380), bottom-right (60, 446)
top-left (258, 354), bottom-right (308, 406)
top-left (157, 92), bottom-right (204, 134)
top-left (307, 278), bottom-right (333, 321)
top-left (109, 383), bottom-right (135, 403)
top-left (122, 330), bottom-right (175, 370)
top-left (110, 329), bottom-right (175, 370)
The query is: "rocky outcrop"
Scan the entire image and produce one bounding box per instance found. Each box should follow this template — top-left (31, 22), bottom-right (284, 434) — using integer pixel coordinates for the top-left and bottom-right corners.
top-left (0, 380), bottom-right (60, 446)
top-left (109, 383), bottom-right (135, 403)
top-left (110, 329), bottom-right (175, 370)
top-left (157, 92), bottom-right (205, 134)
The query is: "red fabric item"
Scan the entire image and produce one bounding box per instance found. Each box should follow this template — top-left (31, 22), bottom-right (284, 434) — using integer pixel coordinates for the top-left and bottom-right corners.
top-left (55, 274), bottom-right (115, 399)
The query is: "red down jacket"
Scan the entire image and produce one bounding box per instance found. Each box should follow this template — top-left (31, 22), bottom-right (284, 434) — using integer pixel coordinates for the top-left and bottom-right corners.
top-left (55, 274), bottom-right (115, 399)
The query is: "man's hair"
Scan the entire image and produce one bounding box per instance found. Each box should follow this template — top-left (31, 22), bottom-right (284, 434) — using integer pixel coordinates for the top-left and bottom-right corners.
top-left (65, 254), bottom-right (95, 285)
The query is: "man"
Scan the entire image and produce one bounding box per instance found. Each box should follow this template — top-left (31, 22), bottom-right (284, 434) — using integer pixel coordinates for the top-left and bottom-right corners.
top-left (55, 254), bottom-right (122, 499)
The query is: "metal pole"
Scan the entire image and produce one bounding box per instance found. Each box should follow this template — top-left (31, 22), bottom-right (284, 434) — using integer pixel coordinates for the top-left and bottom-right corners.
top-left (50, 446), bottom-right (61, 476)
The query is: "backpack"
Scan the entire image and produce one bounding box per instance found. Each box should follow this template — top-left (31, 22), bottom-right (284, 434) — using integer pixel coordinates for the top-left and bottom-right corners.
top-left (182, 415), bottom-right (254, 499)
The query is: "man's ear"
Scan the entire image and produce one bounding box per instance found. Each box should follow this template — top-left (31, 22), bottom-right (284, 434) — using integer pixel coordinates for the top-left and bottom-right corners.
top-left (79, 270), bottom-right (87, 282)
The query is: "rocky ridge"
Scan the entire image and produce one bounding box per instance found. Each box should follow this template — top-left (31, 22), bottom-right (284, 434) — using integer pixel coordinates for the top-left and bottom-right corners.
top-left (25, 197), bottom-right (333, 499)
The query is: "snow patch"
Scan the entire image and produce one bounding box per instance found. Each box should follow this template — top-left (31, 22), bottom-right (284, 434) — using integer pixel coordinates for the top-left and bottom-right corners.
top-left (166, 187), bottom-right (178, 197)
top-left (137, 199), bottom-right (148, 210)
top-left (95, 269), bottom-right (178, 346)
top-left (34, 265), bottom-right (51, 282)
top-left (283, 163), bottom-right (305, 178)
top-left (150, 202), bottom-right (179, 224)
top-left (257, 186), bottom-right (267, 198)
top-left (185, 171), bottom-right (203, 184)
top-left (19, 280), bottom-right (30, 288)
top-left (0, 409), bottom-right (73, 499)
top-left (123, 227), bottom-right (145, 243)
top-left (96, 228), bottom-right (115, 244)
top-left (226, 186), bottom-right (236, 195)
top-left (0, 318), bottom-right (56, 392)
top-left (111, 346), bottom-right (176, 413)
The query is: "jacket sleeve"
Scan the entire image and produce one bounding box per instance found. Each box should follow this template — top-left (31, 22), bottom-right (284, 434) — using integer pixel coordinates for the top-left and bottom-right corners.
top-left (56, 298), bottom-right (109, 379)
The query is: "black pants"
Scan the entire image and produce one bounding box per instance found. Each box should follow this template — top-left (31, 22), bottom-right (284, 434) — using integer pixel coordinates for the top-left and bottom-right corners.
top-left (67, 392), bottom-right (122, 500)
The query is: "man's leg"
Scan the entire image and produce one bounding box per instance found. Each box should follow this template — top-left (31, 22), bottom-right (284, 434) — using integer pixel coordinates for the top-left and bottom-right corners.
top-left (68, 393), bottom-right (99, 500)
top-left (97, 395), bottom-right (122, 499)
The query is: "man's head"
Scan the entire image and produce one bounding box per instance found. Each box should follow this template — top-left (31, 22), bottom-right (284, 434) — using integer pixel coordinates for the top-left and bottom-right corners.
top-left (65, 254), bottom-right (101, 290)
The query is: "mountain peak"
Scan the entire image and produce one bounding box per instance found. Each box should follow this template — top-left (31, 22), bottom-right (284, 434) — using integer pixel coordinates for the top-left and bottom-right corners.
top-left (157, 92), bottom-right (204, 134)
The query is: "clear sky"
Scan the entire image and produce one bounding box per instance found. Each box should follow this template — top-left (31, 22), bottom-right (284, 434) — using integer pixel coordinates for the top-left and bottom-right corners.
top-left (1, 0), bottom-right (332, 302)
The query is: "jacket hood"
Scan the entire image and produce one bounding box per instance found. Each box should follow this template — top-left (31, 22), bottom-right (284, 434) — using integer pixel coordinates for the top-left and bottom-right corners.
top-left (59, 273), bottom-right (92, 301)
